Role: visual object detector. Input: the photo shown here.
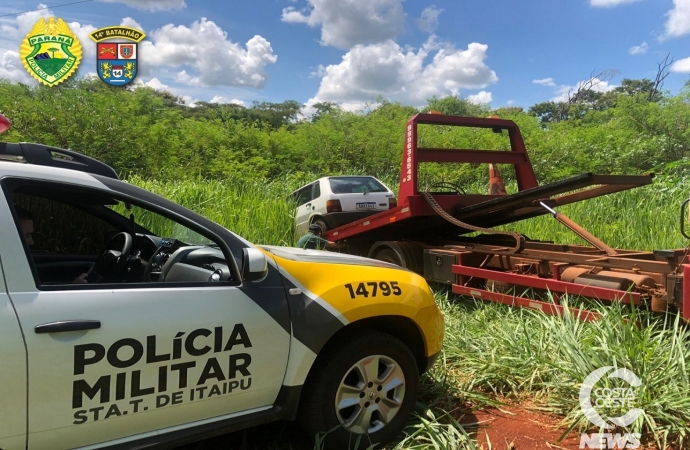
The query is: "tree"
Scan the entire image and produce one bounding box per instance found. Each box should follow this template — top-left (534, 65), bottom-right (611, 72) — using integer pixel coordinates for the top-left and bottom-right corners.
top-left (250, 100), bottom-right (302, 129)
top-left (649, 53), bottom-right (674, 102)
top-left (528, 101), bottom-right (569, 123)
top-left (310, 101), bottom-right (341, 122)
top-left (566, 69), bottom-right (619, 104)
top-left (423, 95), bottom-right (487, 117)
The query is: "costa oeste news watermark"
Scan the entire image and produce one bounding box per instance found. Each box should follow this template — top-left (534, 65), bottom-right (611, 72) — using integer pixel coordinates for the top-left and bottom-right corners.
top-left (578, 366), bottom-right (643, 449)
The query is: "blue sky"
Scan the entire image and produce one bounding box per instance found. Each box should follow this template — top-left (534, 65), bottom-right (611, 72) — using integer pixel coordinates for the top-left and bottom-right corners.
top-left (2, 0), bottom-right (690, 113)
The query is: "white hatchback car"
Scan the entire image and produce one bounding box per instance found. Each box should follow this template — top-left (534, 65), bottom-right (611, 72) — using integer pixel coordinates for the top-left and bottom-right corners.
top-left (291, 176), bottom-right (397, 235)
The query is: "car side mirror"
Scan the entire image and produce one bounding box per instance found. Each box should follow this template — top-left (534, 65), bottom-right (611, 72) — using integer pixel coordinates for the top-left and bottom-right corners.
top-left (242, 248), bottom-right (268, 282)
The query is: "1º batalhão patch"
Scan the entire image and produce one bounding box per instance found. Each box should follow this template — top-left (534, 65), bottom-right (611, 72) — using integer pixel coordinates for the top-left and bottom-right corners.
top-left (20, 17), bottom-right (82, 87)
top-left (90, 26), bottom-right (147, 87)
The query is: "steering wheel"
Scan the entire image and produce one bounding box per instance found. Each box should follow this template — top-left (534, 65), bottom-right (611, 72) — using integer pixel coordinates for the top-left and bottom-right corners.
top-left (91, 232), bottom-right (132, 282)
top-left (142, 245), bottom-right (168, 282)
top-left (428, 181), bottom-right (466, 195)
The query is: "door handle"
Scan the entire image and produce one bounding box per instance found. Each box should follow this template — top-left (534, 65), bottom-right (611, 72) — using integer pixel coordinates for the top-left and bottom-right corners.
top-left (35, 320), bottom-right (101, 334)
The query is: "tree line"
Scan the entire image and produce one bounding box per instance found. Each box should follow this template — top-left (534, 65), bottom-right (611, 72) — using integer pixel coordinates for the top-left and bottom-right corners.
top-left (1, 75), bottom-right (690, 187)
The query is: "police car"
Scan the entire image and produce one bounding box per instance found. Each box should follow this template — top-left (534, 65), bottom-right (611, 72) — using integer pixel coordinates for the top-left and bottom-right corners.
top-left (0, 140), bottom-right (444, 449)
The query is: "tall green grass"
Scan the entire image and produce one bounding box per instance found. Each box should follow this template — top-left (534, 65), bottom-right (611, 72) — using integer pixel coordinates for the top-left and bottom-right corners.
top-left (128, 175), bottom-right (690, 449)
top-left (128, 175), bottom-right (297, 246)
top-left (507, 175), bottom-right (690, 251)
top-left (437, 291), bottom-right (690, 448)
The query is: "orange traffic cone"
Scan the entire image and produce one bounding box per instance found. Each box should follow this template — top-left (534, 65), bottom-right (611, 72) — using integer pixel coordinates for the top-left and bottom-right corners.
top-left (489, 164), bottom-right (507, 195)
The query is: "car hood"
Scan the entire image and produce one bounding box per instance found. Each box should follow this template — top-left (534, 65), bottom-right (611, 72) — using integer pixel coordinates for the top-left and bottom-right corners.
top-left (258, 245), bottom-right (405, 270)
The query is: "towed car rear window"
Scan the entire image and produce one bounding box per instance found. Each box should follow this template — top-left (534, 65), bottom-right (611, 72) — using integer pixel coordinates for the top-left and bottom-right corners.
top-left (328, 177), bottom-right (388, 194)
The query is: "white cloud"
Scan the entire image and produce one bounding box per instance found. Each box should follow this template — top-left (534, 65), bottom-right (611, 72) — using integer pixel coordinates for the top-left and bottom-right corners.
top-left (628, 42), bottom-right (648, 55)
top-left (120, 17), bottom-right (144, 31)
top-left (175, 70), bottom-right (199, 85)
top-left (415, 5), bottom-right (443, 33)
top-left (182, 95), bottom-right (198, 107)
top-left (506, 100), bottom-right (515, 106)
top-left (68, 21), bottom-right (98, 59)
top-left (533, 77), bottom-right (556, 87)
top-left (144, 77), bottom-right (169, 90)
top-left (139, 18), bottom-right (277, 88)
top-left (590, 0), bottom-right (640, 7)
top-left (281, 0), bottom-right (405, 49)
top-left (671, 56), bottom-right (690, 72)
top-left (98, 0), bottom-right (186, 12)
top-left (551, 78), bottom-right (617, 102)
top-left (0, 3), bottom-right (52, 43)
top-left (209, 95), bottom-right (246, 106)
top-left (0, 50), bottom-right (33, 83)
top-left (308, 36), bottom-right (497, 106)
top-left (662, 0), bottom-right (690, 40)
top-left (467, 91), bottom-right (492, 104)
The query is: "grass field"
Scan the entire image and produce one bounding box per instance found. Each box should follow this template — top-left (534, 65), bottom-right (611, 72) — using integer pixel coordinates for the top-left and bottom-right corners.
top-left (131, 174), bottom-right (690, 449)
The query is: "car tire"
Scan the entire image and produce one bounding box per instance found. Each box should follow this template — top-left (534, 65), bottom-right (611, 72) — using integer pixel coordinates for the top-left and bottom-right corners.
top-left (298, 331), bottom-right (419, 450)
top-left (313, 219), bottom-right (328, 233)
top-left (374, 248), bottom-right (402, 266)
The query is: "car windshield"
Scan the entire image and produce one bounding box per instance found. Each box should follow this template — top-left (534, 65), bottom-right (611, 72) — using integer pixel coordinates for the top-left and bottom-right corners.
top-left (111, 202), bottom-right (214, 246)
top-left (328, 177), bottom-right (387, 194)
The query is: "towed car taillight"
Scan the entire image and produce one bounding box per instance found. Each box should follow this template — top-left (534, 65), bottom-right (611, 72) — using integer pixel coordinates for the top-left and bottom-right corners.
top-left (388, 198), bottom-right (397, 209)
top-left (327, 199), bottom-right (342, 213)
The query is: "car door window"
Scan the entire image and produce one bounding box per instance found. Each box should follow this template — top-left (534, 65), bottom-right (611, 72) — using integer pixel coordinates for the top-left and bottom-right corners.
top-left (13, 193), bottom-right (118, 255)
top-left (312, 182), bottom-right (321, 199)
top-left (8, 182), bottom-right (237, 288)
top-left (295, 186), bottom-right (313, 206)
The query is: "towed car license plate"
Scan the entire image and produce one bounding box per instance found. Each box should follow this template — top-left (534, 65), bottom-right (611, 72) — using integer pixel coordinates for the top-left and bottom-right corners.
top-left (356, 202), bottom-right (376, 209)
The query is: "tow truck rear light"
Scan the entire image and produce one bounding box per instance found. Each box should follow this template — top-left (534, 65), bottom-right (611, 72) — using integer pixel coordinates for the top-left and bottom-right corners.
top-left (327, 200), bottom-right (342, 213)
top-left (389, 198), bottom-right (397, 208)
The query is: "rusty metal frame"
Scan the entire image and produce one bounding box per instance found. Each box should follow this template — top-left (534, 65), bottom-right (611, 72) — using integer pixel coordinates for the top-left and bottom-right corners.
top-left (445, 244), bottom-right (677, 274)
top-left (451, 265), bottom-right (641, 304)
top-left (452, 284), bottom-right (600, 322)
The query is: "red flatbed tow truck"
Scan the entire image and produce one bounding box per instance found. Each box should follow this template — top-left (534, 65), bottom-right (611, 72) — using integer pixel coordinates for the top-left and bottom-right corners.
top-left (324, 113), bottom-right (690, 321)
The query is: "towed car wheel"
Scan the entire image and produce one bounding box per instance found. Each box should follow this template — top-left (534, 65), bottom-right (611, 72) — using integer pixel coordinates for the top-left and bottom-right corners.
top-left (299, 331), bottom-right (418, 449)
top-left (313, 219), bottom-right (328, 233)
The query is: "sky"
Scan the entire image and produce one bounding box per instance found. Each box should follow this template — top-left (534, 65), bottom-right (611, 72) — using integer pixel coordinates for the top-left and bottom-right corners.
top-left (2, 0), bottom-right (690, 114)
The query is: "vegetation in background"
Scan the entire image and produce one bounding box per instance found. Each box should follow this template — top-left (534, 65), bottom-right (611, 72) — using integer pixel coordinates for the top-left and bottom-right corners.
top-left (3, 73), bottom-right (690, 184)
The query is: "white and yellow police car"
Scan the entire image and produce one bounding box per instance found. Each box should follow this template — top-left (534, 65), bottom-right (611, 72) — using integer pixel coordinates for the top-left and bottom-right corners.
top-left (0, 142), bottom-right (444, 450)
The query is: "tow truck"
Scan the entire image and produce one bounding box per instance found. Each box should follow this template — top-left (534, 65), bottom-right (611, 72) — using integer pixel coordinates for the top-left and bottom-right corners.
top-left (324, 113), bottom-right (689, 321)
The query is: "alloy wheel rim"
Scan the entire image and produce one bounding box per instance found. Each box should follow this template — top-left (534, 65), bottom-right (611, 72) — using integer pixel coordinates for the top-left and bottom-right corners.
top-left (334, 354), bottom-right (406, 434)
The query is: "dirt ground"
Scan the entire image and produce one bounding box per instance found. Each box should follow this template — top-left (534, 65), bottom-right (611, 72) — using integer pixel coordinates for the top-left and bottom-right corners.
top-left (463, 405), bottom-right (591, 450)
top-left (179, 404), bottom-right (665, 450)
top-left (461, 404), bottom-right (664, 450)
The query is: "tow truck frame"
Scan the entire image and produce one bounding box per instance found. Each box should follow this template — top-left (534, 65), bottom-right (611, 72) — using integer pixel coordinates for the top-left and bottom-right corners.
top-left (324, 114), bottom-right (690, 321)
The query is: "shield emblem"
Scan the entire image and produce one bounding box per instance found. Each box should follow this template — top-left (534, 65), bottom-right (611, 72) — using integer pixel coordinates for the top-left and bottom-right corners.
top-left (20, 17), bottom-right (83, 86)
top-left (120, 44), bottom-right (133, 59)
top-left (96, 42), bottom-right (137, 86)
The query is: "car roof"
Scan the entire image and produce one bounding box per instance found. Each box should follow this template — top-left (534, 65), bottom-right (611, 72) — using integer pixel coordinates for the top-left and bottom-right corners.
top-left (0, 159), bottom-right (111, 189)
top-left (0, 142), bottom-right (119, 179)
top-left (290, 175), bottom-right (386, 194)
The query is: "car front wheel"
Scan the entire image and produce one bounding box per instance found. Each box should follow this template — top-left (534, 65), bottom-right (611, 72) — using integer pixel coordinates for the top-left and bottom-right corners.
top-left (298, 331), bottom-right (419, 449)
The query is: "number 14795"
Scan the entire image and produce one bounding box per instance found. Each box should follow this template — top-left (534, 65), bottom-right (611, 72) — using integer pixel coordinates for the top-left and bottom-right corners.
top-left (344, 281), bottom-right (402, 298)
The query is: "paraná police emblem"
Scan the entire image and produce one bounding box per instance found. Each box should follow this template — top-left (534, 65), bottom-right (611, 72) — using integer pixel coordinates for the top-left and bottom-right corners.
top-left (90, 26), bottom-right (146, 86)
top-left (20, 17), bottom-right (82, 87)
